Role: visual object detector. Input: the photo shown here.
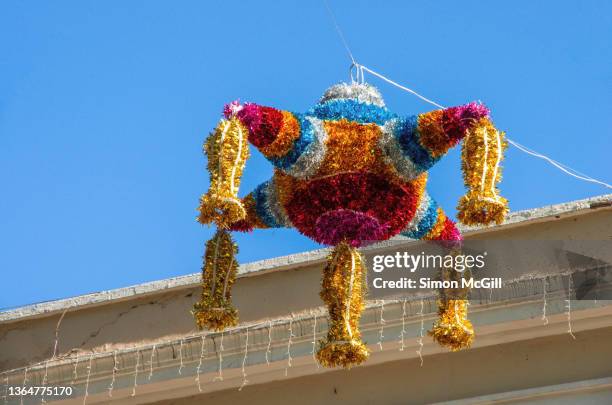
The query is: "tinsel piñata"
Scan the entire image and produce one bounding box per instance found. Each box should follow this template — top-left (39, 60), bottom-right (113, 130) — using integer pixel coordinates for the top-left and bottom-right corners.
top-left (195, 82), bottom-right (508, 367)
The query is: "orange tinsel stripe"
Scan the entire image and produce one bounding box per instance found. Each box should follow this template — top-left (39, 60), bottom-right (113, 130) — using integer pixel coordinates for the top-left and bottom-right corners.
top-left (416, 110), bottom-right (448, 158)
top-left (424, 208), bottom-right (447, 240)
top-left (259, 111), bottom-right (301, 158)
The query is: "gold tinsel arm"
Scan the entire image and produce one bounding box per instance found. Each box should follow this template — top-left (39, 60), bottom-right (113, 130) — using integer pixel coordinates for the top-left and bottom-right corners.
top-left (316, 243), bottom-right (369, 368)
top-left (198, 117), bottom-right (250, 228)
top-left (192, 230), bottom-right (239, 331)
top-left (457, 118), bottom-right (509, 226)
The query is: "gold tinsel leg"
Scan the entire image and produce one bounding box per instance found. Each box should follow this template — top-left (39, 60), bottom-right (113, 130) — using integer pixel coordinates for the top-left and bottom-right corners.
top-left (429, 257), bottom-right (474, 351)
top-left (316, 243), bottom-right (369, 368)
top-left (192, 230), bottom-right (239, 331)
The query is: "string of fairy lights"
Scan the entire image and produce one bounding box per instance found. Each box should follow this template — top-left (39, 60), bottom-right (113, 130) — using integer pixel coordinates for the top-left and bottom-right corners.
top-left (0, 270), bottom-right (592, 404)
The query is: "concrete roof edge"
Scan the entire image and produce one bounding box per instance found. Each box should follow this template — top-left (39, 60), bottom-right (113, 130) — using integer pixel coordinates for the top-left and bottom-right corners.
top-left (1, 193), bottom-right (610, 324)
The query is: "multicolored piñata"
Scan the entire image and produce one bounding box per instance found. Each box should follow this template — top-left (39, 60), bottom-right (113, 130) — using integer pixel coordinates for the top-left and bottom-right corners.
top-left (194, 82), bottom-right (508, 368)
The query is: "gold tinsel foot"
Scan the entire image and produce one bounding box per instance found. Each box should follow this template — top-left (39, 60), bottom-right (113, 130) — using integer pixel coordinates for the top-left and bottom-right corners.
top-left (198, 193), bottom-right (246, 228)
top-left (457, 194), bottom-right (508, 226)
top-left (192, 304), bottom-right (238, 331)
top-left (316, 340), bottom-right (369, 369)
top-left (429, 299), bottom-right (474, 351)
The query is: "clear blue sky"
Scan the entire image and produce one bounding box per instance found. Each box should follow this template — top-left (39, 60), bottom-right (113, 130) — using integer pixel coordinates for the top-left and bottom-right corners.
top-left (1, 1), bottom-right (610, 310)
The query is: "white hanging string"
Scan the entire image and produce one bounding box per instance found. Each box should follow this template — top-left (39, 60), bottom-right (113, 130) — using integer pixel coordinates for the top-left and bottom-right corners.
top-left (398, 298), bottom-right (407, 352)
top-left (321, 0), bottom-right (611, 191)
top-left (213, 332), bottom-right (224, 382)
top-left (366, 63), bottom-right (611, 190)
top-left (323, 0), bottom-right (356, 65)
top-left (195, 335), bottom-right (206, 392)
top-left (265, 320), bottom-right (273, 366)
top-left (20, 368), bottom-right (28, 405)
top-left (108, 351), bottom-right (118, 397)
top-left (71, 356), bottom-right (79, 385)
top-left (541, 277), bottom-right (549, 326)
top-left (360, 64), bottom-right (611, 190)
top-left (566, 276), bottom-right (577, 340)
top-left (40, 360), bottom-right (50, 404)
top-left (178, 338), bottom-right (184, 375)
top-left (285, 318), bottom-right (294, 377)
top-left (416, 299), bottom-right (425, 367)
top-left (42, 308), bottom-right (67, 402)
top-left (148, 344), bottom-right (156, 381)
top-left (377, 300), bottom-right (386, 351)
top-left (506, 139), bottom-right (611, 189)
top-left (3, 376), bottom-right (8, 405)
top-left (311, 312), bottom-right (319, 368)
top-left (358, 64), bottom-right (445, 109)
top-left (82, 354), bottom-right (93, 405)
top-left (51, 309), bottom-right (68, 360)
top-left (131, 350), bottom-right (140, 397)
top-left (238, 328), bottom-right (249, 391)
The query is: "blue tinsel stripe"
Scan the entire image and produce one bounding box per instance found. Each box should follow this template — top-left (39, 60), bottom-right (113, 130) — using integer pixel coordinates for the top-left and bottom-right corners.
top-left (252, 181), bottom-right (282, 228)
top-left (401, 198), bottom-right (439, 239)
top-left (393, 116), bottom-right (438, 172)
top-left (269, 114), bottom-right (316, 170)
top-left (307, 99), bottom-right (397, 125)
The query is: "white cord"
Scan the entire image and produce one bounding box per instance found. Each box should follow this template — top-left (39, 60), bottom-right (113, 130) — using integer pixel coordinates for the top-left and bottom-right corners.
top-left (358, 64), bottom-right (445, 109)
top-left (323, 0), bottom-right (356, 65)
top-left (363, 64), bottom-right (611, 189)
top-left (507, 139), bottom-right (611, 189)
top-left (320, 0), bottom-right (611, 190)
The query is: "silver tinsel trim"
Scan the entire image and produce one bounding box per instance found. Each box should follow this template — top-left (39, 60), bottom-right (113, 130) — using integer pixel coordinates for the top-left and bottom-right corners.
top-left (266, 177), bottom-right (293, 227)
top-left (319, 82), bottom-right (385, 107)
top-left (402, 192), bottom-right (432, 233)
top-left (379, 119), bottom-right (420, 180)
top-left (286, 117), bottom-right (328, 179)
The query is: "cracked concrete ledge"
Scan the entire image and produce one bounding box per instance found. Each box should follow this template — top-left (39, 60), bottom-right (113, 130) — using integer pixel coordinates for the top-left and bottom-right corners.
top-left (2, 272), bottom-right (611, 403)
top-left (0, 270), bottom-right (606, 375)
top-left (1, 193), bottom-right (610, 324)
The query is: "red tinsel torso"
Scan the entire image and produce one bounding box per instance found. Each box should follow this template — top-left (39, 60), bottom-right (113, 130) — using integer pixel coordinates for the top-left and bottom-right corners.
top-left (274, 119), bottom-right (427, 247)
